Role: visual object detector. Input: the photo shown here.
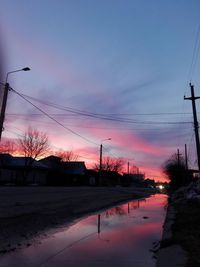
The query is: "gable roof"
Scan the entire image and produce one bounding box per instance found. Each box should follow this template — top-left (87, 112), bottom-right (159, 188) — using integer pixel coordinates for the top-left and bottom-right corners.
top-left (11, 157), bottom-right (48, 169)
top-left (39, 155), bottom-right (61, 168)
top-left (0, 154), bottom-right (48, 169)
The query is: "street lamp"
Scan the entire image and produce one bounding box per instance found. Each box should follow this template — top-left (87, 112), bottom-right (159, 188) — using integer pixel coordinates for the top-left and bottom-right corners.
top-left (0, 67), bottom-right (31, 140)
top-left (99, 138), bottom-right (111, 185)
top-left (5, 67), bottom-right (30, 83)
top-left (127, 158), bottom-right (135, 174)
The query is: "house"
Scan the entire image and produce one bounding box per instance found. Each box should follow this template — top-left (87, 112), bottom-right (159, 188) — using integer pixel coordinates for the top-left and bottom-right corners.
top-left (60, 161), bottom-right (87, 185)
top-left (39, 156), bottom-right (88, 186)
top-left (39, 155), bottom-right (61, 168)
top-left (39, 155), bottom-right (62, 185)
top-left (100, 170), bottom-right (122, 186)
top-left (61, 161), bottom-right (86, 175)
top-left (122, 173), bottom-right (145, 187)
top-left (85, 169), bottom-right (99, 186)
top-left (0, 154), bottom-right (49, 185)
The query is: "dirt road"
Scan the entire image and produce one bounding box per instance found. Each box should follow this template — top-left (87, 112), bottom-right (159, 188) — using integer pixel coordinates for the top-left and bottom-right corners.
top-left (0, 186), bottom-right (155, 253)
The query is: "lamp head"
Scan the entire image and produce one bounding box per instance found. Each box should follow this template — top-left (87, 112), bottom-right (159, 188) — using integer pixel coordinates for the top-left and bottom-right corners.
top-left (22, 67), bottom-right (30, 71)
top-left (101, 138), bottom-right (112, 143)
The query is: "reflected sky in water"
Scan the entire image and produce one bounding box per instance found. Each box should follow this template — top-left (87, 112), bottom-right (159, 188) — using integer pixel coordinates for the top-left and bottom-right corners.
top-left (0, 194), bottom-right (167, 267)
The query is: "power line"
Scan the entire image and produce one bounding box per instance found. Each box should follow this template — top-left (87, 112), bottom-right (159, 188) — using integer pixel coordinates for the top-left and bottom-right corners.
top-left (4, 128), bottom-right (23, 138)
top-left (7, 88), bottom-right (193, 166)
top-left (4, 125), bottom-right (97, 162)
top-left (16, 93), bottom-right (191, 125)
top-left (6, 112), bottom-right (194, 116)
top-left (10, 88), bottom-right (99, 146)
top-left (178, 25), bottom-right (200, 151)
top-left (4, 115), bottom-right (191, 133)
top-left (187, 24), bottom-right (200, 82)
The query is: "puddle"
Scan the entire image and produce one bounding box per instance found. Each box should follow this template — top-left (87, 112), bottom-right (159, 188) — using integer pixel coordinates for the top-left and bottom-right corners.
top-left (0, 194), bottom-right (167, 267)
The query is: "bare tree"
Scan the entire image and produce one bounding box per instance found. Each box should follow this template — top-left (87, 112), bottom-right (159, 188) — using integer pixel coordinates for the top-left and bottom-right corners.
top-left (162, 153), bottom-right (191, 190)
top-left (94, 156), bottom-right (125, 173)
top-left (18, 127), bottom-right (49, 161)
top-left (0, 139), bottom-right (16, 154)
top-left (55, 150), bottom-right (79, 162)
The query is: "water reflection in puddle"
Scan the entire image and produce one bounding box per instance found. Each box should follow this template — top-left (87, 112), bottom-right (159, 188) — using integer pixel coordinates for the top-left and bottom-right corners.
top-left (0, 194), bottom-right (167, 267)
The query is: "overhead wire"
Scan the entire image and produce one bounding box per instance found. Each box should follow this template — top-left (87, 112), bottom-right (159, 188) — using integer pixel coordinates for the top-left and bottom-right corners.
top-left (4, 124), bottom-right (97, 162)
top-left (187, 24), bottom-right (200, 83)
top-left (10, 88), bottom-right (99, 146)
top-left (4, 128), bottom-right (23, 138)
top-left (6, 111), bottom-right (195, 116)
top-left (183, 24), bottom-right (200, 168)
top-left (7, 87), bottom-right (192, 166)
top-left (4, 115), bottom-right (192, 134)
top-left (7, 87), bottom-right (193, 166)
top-left (10, 93), bottom-right (191, 125)
top-left (7, 85), bottom-right (193, 167)
top-left (172, 24), bottom-right (200, 161)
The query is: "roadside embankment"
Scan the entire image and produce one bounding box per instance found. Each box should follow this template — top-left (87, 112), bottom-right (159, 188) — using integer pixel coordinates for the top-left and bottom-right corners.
top-left (156, 203), bottom-right (187, 267)
top-left (0, 186), bottom-right (155, 254)
top-left (157, 181), bottom-right (200, 267)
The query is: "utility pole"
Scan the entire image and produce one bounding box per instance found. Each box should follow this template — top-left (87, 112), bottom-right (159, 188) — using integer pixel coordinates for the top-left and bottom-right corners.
top-left (0, 67), bottom-right (30, 141)
top-left (185, 144), bottom-right (188, 170)
top-left (177, 148), bottom-right (181, 166)
top-left (99, 138), bottom-right (111, 186)
top-left (0, 83), bottom-right (9, 140)
top-left (184, 83), bottom-right (200, 171)
top-left (99, 144), bottom-right (103, 174)
top-left (99, 144), bottom-right (103, 186)
top-left (127, 161), bottom-right (130, 174)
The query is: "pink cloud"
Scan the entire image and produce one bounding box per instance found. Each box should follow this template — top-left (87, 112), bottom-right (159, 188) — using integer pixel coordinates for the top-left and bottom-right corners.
top-left (85, 123), bottom-right (167, 156)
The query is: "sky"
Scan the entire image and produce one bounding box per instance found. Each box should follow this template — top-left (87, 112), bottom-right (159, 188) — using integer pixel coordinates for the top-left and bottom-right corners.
top-left (0, 0), bottom-right (200, 181)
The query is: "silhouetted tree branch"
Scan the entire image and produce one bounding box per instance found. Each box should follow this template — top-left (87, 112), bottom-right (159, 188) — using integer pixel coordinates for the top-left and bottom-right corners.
top-left (0, 139), bottom-right (16, 154)
top-left (162, 153), bottom-right (191, 190)
top-left (94, 156), bottom-right (125, 173)
top-left (18, 127), bottom-right (49, 162)
top-left (55, 150), bottom-right (79, 162)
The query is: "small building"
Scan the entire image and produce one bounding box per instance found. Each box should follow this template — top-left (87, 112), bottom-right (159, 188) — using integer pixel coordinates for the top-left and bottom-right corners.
top-left (39, 155), bottom-right (62, 185)
top-left (85, 169), bottom-right (99, 186)
top-left (39, 156), bottom-right (88, 186)
top-left (60, 161), bottom-right (87, 185)
top-left (122, 173), bottom-right (145, 187)
top-left (39, 155), bottom-right (61, 168)
top-left (0, 154), bottom-right (48, 185)
top-left (100, 170), bottom-right (122, 186)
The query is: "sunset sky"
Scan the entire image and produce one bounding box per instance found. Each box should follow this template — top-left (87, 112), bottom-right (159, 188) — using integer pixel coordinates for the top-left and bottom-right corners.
top-left (0, 0), bottom-right (200, 181)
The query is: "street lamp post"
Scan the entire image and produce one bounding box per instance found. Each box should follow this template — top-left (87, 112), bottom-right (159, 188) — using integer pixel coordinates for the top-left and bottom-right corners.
top-left (99, 138), bottom-right (111, 185)
top-left (127, 158), bottom-right (134, 175)
top-left (0, 67), bottom-right (30, 140)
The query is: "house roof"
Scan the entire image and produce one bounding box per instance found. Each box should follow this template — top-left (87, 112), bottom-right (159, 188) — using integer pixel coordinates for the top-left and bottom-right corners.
top-left (0, 154), bottom-right (48, 169)
top-left (39, 155), bottom-right (61, 168)
top-left (11, 157), bottom-right (48, 169)
top-left (0, 153), bottom-right (13, 163)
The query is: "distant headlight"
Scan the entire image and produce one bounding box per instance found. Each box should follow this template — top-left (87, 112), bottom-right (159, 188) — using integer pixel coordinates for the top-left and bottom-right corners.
top-left (158, 185), bottom-right (164, 190)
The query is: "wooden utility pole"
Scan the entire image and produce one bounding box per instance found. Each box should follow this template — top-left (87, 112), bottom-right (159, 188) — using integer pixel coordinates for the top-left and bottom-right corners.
top-left (0, 67), bottom-right (30, 140)
top-left (99, 144), bottom-right (103, 186)
top-left (185, 144), bottom-right (188, 170)
top-left (177, 148), bottom-right (181, 166)
top-left (127, 161), bottom-right (130, 174)
top-left (184, 83), bottom-right (200, 171)
top-left (0, 83), bottom-right (9, 140)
